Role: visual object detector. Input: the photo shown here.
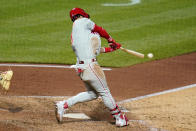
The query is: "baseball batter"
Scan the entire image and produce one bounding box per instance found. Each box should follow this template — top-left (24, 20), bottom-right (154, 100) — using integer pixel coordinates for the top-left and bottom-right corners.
top-left (55, 8), bottom-right (128, 127)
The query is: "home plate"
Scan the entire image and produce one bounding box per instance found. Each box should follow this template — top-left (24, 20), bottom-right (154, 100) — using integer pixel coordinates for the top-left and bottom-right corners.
top-left (63, 113), bottom-right (91, 119)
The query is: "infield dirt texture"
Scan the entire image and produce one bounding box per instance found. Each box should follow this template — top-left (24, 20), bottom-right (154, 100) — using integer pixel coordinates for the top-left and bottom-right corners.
top-left (0, 53), bottom-right (196, 131)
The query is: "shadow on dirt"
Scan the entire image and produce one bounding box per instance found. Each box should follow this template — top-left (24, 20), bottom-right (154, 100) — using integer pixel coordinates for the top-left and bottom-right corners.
top-left (0, 101), bottom-right (23, 113)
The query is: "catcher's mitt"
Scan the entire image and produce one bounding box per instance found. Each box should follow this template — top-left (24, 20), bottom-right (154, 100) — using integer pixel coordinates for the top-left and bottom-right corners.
top-left (0, 70), bottom-right (13, 91)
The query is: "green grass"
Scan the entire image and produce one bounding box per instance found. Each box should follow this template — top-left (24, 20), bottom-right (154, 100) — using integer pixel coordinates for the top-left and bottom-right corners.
top-left (0, 0), bottom-right (196, 67)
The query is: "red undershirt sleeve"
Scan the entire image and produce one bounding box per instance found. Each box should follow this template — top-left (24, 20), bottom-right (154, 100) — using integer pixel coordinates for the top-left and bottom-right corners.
top-left (92, 24), bottom-right (110, 40)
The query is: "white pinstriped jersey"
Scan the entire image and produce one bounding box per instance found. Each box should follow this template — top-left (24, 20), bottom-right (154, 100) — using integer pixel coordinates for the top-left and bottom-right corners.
top-left (71, 18), bottom-right (101, 67)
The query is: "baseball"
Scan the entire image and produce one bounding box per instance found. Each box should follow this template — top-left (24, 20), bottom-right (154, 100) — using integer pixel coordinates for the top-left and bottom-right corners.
top-left (147, 53), bottom-right (153, 58)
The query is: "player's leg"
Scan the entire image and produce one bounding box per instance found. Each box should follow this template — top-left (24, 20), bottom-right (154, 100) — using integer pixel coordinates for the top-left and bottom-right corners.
top-left (87, 63), bottom-right (128, 127)
top-left (55, 73), bottom-right (98, 123)
top-left (66, 82), bottom-right (98, 107)
top-left (87, 63), bottom-right (116, 109)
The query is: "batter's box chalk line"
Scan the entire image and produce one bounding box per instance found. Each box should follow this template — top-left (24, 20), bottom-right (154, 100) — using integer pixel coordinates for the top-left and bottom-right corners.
top-left (63, 113), bottom-right (91, 119)
top-left (118, 84), bottom-right (196, 104)
top-left (129, 120), bottom-right (168, 131)
top-left (0, 63), bottom-right (112, 71)
top-left (62, 106), bottom-right (129, 119)
top-left (1, 84), bottom-right (195, 130)
top-left (0, 106), bottom-right (166, 131)
top-left (62, 113), bottom-right (167, 131)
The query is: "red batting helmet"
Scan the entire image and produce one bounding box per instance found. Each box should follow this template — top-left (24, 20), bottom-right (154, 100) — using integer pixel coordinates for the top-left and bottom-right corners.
top-left (70, 8), bottom-right (90, 22)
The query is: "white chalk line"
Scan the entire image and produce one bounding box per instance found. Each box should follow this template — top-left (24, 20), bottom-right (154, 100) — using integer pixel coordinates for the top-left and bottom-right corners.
top-left (118, 84), bottom-right (196, 131)
top-left (118, 83), bottom-right (196, 104)
top-left (1, 84), bottom-right (195, 130)
top-left (129, 120), bottom-right (167, 131)
top-left (0, 95), bottom-right (71, 98)
top-left (102, 0), bottom-right (141, 7)
top-left (0, 63), bottom-right (112, 71)
top-left (1, 84), bottom-right (195, 106)
top-left (0, 107), bottom-right (164, 131)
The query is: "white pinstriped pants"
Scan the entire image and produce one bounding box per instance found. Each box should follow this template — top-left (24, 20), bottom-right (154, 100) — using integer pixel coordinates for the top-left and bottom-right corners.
top-left (66, 62), bottom-right (117, 110)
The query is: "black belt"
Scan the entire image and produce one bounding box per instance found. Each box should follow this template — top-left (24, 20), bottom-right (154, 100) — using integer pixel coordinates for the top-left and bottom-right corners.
top-left (79, 59), bottom-right (96, 64)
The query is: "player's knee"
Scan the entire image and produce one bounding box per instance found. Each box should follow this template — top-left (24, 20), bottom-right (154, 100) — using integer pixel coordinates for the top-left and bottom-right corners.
top-left (88, 91), bottom-right (98, 99)
top-left (98, 91), bottom-right (107, 97)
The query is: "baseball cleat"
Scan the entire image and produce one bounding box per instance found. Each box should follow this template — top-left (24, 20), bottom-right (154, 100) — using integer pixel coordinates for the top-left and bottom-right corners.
top-left (115, 114), bottom-right (129, 127)
top-left (55, 101), bottom-right (67, 124)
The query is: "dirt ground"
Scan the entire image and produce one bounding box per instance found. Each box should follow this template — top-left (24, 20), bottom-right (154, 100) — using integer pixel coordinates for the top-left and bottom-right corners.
top-left (122, 86), bottom-right (196, 131)
top-left (0, 52), bottom-right (196, 131)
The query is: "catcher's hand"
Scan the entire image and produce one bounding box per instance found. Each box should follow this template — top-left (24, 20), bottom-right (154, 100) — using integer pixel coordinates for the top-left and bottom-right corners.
top-left (0, 70), bottom-right (13, 91)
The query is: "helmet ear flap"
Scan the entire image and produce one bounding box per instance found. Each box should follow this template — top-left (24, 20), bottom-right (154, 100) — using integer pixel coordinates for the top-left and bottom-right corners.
top-left (72, 15), bottom-right (77, 22)
top-left (72, 14), bottom-right (82, 22)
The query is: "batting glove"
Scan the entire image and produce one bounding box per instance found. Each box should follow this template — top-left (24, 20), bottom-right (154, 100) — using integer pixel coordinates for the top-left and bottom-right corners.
top-left (109, 43), bottom-right (121, 50)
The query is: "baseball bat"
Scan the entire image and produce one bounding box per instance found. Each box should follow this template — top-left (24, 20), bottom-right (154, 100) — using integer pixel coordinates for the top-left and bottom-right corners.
top-left (120, 47), bottom-right (144, 58)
